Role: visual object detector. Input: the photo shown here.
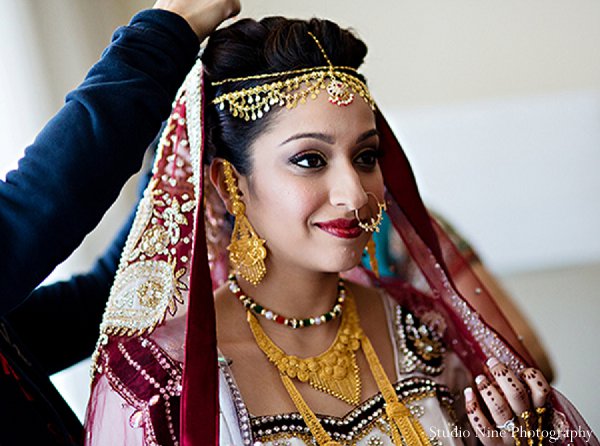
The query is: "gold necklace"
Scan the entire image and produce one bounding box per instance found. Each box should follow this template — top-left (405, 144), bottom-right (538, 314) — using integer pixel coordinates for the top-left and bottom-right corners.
top-left (248, 291), bottom-right (432, 446)
top-left (247, 294), bottom-right (362, 405)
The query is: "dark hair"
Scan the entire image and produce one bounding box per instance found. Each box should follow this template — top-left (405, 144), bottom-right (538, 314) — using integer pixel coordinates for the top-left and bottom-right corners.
top-left (201, 17), bottom-right (368, 175)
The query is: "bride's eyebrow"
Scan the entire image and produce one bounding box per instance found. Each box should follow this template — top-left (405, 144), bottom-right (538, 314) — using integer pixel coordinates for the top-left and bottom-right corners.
top-left (356, 129), bottom-right (379, 144)
top-left (279, 129), bottom-right (379, 147)
top-left (279, 132), bottom-right (335, 146)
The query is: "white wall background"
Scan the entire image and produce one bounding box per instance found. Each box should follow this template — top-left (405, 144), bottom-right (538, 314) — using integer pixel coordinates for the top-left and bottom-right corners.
top-left (1, 0), bottom-right (598, 434)
top-left (390, 90), bottom-right (600, 274)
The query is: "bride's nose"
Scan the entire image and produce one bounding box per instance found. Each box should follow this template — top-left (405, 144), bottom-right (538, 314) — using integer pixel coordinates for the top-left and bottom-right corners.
top-left (328, 163), bottom-right (368, 212)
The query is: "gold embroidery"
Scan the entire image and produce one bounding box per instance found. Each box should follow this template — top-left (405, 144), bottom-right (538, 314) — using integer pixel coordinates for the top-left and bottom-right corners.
top-left (94, 61), bottom-right (203, 348)
top-left (101, 260), bottom-right (186, 336)
top-left (139, 225), bottom-right (170, 258)
top-left (154, 195), bottom-right (190, 246)
top-left (137, 280), bottom-right (164, 308)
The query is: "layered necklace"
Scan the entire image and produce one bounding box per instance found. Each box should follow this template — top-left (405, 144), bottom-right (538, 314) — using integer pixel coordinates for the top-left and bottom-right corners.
top-left (231, 275), bottom-right (432, 446)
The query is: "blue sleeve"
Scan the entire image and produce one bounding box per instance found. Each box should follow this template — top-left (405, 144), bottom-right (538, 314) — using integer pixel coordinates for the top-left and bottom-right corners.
top-left (4, 205), bottom-right (134, 375)
top-left (0, 10), bottom-right (199, 316)
top-left (4, 170), bottom-right (153, 375)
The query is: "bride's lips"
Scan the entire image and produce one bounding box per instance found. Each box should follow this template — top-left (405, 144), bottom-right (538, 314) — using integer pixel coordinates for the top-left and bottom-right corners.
top-left (314, 218), bottom-right (363, 239)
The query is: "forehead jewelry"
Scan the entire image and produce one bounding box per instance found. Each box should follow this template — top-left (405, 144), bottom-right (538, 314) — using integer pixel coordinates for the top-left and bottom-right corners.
top-left (211, 32), bottom-right (375, 121)
top-left (355, 192), bottom-right (387, 233)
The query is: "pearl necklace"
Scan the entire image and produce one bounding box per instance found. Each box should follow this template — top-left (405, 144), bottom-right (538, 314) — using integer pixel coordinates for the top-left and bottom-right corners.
top-left (227, 274), bottom-right (345, 329)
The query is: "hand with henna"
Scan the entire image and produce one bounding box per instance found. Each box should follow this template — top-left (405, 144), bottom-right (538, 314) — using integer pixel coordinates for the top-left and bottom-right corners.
top-left (464, 358), bottom-right (551, 446)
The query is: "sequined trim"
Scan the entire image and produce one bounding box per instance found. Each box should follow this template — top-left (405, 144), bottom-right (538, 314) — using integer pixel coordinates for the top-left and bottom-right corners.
top-left (393, 306), bottom-right (446, 375)
top-left (218, 355), bottom-right (254, 445)
top-left (246, 377), bottom-right (452, 444)
top-left (447, 290), bottom-right (525, 374)
top-left (96, 337), bottom-right (183, 446)
top-left (185, 61), bottom-right (202, 205)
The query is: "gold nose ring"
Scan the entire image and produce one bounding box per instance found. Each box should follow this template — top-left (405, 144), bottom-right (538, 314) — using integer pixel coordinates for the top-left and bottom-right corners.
top-left (354, 192), bottom-right (387, 233)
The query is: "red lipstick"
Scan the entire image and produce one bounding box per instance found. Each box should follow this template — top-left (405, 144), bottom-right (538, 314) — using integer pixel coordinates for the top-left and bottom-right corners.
top-left (315, 218), bottom-right (363, 239)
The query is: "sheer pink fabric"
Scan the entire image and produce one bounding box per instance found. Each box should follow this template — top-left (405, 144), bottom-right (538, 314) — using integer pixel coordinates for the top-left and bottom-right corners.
top-left (85, 61), bottom-right (597, 446)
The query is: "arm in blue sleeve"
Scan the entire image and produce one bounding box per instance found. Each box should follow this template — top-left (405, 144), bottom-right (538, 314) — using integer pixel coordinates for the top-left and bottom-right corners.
top-left (4, 199), bottom-right (134, 375)
top-left (4, 169), bottom-right (153, 375)
top-left (4, 210), bottom-right (133, 375)
top-left (0, 10), bottom-right (198, 316)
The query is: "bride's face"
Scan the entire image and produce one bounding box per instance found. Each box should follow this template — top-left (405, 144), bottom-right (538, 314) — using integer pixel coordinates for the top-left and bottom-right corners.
top-left (237, 92), bottom-right (384, 275)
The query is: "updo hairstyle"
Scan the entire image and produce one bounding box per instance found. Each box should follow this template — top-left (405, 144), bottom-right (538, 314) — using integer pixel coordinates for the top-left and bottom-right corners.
top-left (201, 17), bottom-right (368, 175)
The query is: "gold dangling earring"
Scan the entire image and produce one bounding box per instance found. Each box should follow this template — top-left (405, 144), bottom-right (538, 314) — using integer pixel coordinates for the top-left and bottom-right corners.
top-left (366, 236), bottom-right (380, 278)
top-left (222, 160), bottom-right (267, 285)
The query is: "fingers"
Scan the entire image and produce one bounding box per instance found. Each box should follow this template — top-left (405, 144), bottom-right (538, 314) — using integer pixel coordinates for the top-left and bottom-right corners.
top-left (521, 367), bottom-right (551, 408)
top-left (464, 387), bottom-right (503, 446)
top-left (153, 0), bottom-right (242, 40)
top-left (475, 374), bottom-right (514, 426)
top-left (487, 358), bottom-right (531, 415)
top-left (228, 0), bottom-right (241, 18)
top-left (466, 361), bottom-right (550, 446)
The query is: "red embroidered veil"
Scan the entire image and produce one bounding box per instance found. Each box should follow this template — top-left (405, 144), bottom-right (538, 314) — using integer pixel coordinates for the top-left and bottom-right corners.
top-left (85, 58), bottom-right (597, 446)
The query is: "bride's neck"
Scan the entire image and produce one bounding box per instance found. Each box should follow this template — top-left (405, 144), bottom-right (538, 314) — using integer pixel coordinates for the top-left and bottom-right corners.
top-left (236, 266), bottom-right (341, 322)
top-left (234, 266), bottom-right (346, 352)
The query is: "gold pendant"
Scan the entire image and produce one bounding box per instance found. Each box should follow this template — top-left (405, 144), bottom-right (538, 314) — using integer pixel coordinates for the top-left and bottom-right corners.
top-left (227, 212), bottom-right (267, 286)
top-left (247, 296), bottom-right (363, 405)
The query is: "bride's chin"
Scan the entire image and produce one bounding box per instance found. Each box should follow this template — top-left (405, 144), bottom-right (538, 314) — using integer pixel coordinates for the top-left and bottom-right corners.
top-left (320, 253), bottom-right (364, 274)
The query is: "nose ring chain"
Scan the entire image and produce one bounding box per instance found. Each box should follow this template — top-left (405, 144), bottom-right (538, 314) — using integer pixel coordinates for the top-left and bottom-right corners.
top-left (354, 192), bottom-right (387, 232)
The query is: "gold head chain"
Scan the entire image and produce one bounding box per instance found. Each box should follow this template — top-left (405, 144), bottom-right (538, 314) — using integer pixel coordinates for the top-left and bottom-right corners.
top-left (211, 31), bottom-right (375, 121)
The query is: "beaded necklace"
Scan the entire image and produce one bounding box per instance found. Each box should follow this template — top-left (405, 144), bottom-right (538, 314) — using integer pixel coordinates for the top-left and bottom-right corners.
top-left (228, 274), bottom-right (346, 329)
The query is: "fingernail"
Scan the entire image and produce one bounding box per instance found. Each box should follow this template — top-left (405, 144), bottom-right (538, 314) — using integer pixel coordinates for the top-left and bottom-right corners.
top-left (464, 387), bottom-right (474, 401)
top-left (475, 374), bottom-right (487, 385)
top-left (486, 357), bottom-right (500, 369)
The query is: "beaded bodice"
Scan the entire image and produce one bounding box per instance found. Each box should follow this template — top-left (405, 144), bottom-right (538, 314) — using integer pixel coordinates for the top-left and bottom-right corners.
top-left (217, 297), bottom-right (465, 446)
top-left (91, 296), bottom-right (465, 446)
top-left (220, 358), bottom-right (455, 446)
top-left (250, 378), bottom-right (454, 446)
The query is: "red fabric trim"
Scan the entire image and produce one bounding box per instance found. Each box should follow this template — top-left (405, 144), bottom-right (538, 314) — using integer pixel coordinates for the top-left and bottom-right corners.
top-left (180, 74), bottom-right (220, 445)
top-left (376, 111), bottom-right (444, 269)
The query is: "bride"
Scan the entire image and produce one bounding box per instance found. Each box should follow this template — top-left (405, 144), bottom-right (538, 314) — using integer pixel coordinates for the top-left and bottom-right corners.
top-left (84, 11), bottom-right (594, 446)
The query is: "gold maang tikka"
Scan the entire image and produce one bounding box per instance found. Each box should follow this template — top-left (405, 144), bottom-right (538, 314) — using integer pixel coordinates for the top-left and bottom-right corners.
top-left (222, 160), bottom-right (267, 285)
top-left (211, 32), bottom-right (375, 121)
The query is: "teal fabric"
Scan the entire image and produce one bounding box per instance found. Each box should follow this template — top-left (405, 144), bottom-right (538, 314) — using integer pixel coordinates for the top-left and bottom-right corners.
top-left (361, 213), bottom-right (395, 277)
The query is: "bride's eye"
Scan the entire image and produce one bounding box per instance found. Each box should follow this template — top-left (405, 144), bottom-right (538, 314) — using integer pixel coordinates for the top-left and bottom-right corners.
top-left (289, 152), bottom-right (327, 169)
top-left (354, 149), bottom-right (380, 169)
